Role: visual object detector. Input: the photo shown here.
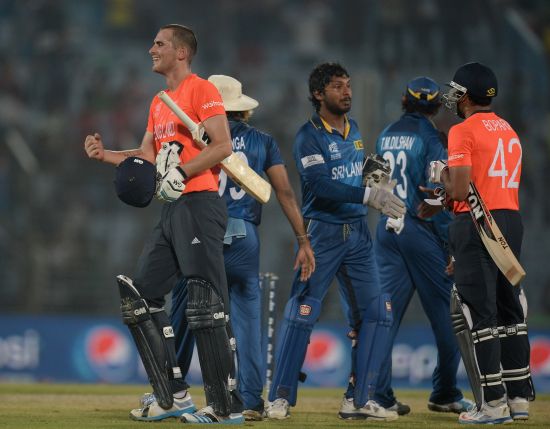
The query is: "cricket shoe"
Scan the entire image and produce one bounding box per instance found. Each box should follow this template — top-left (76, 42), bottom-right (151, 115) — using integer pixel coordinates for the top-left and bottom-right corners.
top-left (429, 397), bottom-right (475, 413)
top-left (338, 397), bottom-right (398, 421)
top-left (181, 406), bottom-right (245, 424)
top-left (458, 399), bottom-right (512, 425)
top-left (508, 397), bottom-right (529, 420)
top-left (387, 400), bottom-right (411, 415)
top-left (242, 400), bottom-right (265, 421)
top-left (266, 398), bottom-right (290, 420)
top-left (139, 392), bottom-right (156, 407)
top-left (130, 391), bottom-right (196, 421)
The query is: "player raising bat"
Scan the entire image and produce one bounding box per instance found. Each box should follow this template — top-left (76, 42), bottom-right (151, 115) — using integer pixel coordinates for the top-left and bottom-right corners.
top-left (425, 62), bottom-right (534, 424)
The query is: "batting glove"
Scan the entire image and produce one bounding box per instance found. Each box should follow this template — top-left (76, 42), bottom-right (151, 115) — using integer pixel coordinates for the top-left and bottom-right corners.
top-left (364, 184), bottom-right (406, 219)
top-left (156, 141), bottom-right (183, 177)
top-left (385, 216), bottom-right (405, 234)
top-left (429, 160), bottom-right (448, 184)
top-left (157, 166), bottom-right (187, 203)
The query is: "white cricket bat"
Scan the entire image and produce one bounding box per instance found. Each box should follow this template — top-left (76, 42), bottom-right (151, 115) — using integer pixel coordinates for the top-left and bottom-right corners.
top-left (467, 182), bottom-right (525, 286)
top-left (157, 91), bottom-right (271, 204)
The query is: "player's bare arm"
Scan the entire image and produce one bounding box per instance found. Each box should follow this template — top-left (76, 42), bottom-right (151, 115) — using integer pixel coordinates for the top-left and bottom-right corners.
top-left (178, 114), bottom-right (232, 176)
top-left (442, 165), bottom-right (471, 201)
top-left (84, 131), bottom-right (155, 166)
top-left (266, 164), bottom-right (316, 281)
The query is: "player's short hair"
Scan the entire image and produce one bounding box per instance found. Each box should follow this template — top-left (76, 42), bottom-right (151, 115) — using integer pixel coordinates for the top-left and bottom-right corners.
top-left (227, 111), bottom-right (251, 122)
top-left (161, 24), bottom-right (197, 63)
top-left (308, 62), bottom-right (349, 112)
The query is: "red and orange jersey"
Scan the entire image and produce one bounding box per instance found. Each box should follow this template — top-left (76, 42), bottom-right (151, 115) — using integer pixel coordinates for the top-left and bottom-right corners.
top-left (147, 73), bottom-right (226, 193)
top-left (448, 112), bottom-right (522, 213)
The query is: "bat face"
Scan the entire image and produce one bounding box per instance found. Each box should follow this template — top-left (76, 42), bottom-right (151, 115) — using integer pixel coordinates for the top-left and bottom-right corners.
top-left (222, 154), bottom-right (271, 203)
top-left (157, 91), bottom-right (271, 204)
top-left (467, 183), bottom-right (525, 286)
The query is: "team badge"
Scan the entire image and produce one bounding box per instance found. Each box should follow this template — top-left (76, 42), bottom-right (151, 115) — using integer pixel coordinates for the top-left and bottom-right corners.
top-left (353, 140), bottom-right (364, 150)
top-left (299, 304), bottom-right (312, 316)
top-left (385, 301), bottom-right (392, 312)
top-left (486, 88), bottom-right (496, 96)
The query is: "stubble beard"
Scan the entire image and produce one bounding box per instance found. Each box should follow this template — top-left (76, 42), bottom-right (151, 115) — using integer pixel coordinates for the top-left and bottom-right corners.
top-left (325, 99), bottom-right (352, 116)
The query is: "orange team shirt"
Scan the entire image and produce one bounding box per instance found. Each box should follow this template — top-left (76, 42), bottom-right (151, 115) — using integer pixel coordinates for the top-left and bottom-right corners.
top-left (146, 73), bottom-right (226, 193)
top-left (447, 111), bottom-right (522, 213)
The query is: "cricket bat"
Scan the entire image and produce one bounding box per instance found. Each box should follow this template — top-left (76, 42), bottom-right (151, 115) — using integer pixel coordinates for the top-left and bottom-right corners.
top-left (157, 91), bottom-right (271, 204)
top-left (467, 182), bottom-right (525, 286)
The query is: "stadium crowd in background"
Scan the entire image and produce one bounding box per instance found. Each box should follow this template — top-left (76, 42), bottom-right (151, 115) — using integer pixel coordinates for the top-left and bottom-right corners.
top-left (0, 0), bottom-right (549, 348)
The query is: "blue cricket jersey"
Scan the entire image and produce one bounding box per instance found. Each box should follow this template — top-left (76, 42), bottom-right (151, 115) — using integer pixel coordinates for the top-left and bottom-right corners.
top-left (375, 112), bottom-right (452, 241)
top-left (293, 114), bottom-right (366, 224)
top-left (220, 120), bottom-right (284, 225)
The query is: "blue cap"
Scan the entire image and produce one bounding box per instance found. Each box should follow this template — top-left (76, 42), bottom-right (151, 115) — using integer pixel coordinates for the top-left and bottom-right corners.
top-left (405, 76), bottom-right (441, 106)
top-left (114, 157), bottom-right (156, 208)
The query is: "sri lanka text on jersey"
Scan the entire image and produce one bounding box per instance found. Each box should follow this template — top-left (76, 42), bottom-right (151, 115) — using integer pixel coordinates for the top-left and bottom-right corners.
top-left (332, 161), bottom-right (362, 180)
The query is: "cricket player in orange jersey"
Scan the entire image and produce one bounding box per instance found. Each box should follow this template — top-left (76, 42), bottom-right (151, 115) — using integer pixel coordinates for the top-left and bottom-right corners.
top-left (425, 62), bottom-right (534, 424)
top-left (84, 24), bottom-right (245, 424)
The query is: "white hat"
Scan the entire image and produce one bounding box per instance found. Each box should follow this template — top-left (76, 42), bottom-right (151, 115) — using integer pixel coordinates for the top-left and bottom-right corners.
top-left (208, 74), bottom-right (259, 112)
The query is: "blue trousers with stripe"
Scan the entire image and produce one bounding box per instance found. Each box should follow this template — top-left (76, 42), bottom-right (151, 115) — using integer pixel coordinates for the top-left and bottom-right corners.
top-left (269, 217), bottom-right (384, 403)
top-left (373, 215), bottom-right (463, 407)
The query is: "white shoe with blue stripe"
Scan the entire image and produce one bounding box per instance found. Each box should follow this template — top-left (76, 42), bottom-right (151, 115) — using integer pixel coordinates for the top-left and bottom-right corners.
top-left (458, 399), bottom-right (512, 425)
top-left (130, 391), bottom-right (196, 421)
top-left (508, 397), bottom-right (529, 420)
top-left (181, 406), bottom-right (245, 424)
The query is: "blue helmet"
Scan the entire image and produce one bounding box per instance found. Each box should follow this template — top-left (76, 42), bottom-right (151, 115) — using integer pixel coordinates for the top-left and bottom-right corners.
top-left (405, 76), bottom-right (441, 107)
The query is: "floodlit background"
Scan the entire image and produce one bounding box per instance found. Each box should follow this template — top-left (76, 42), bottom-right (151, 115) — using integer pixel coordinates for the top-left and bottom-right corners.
top-left (1, 0), bottom-right (550, 388)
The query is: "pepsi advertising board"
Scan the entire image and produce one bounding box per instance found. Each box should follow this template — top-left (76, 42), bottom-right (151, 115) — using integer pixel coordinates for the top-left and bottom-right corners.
top-left (0, 316), bottom-right (549, 392)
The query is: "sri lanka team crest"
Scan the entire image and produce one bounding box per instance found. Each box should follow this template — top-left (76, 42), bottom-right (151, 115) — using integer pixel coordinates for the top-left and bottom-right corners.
top-left (300, 304), bottom-right (312, 316)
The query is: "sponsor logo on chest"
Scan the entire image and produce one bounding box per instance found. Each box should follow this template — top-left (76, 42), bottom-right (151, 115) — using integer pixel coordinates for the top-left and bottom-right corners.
top-left (328, 142), bottom-right (341, 160)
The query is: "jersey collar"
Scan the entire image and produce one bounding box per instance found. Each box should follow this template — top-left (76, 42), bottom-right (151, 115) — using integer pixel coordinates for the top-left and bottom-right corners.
top-left (310, 113), bottom-right (351, 139)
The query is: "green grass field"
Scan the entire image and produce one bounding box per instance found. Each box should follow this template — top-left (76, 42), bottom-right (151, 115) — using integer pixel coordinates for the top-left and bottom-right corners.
top-left (0, 383), bottom-right (547, 428)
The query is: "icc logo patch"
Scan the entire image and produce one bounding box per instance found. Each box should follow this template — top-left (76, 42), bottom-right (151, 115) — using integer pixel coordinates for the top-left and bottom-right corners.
top-left (486, 88), bottom-right (496, 96)
top-left (299, 304), bottom-right (312, 316)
